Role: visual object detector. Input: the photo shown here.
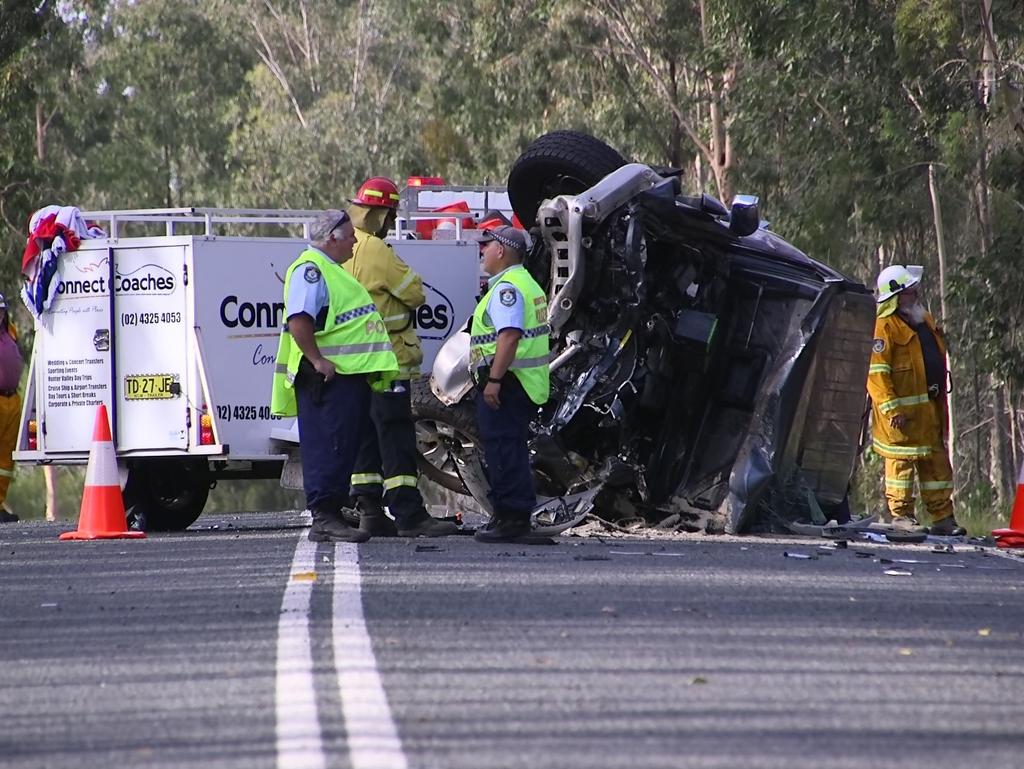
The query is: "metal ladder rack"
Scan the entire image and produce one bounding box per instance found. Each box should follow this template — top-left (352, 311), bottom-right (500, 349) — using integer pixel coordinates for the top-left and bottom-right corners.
top-left (82, 207), bottom-right (327, 239)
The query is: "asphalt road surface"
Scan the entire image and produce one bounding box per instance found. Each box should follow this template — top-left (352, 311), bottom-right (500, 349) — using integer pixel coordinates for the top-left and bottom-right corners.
top-left (1, 511), bottom-right (1022, 769)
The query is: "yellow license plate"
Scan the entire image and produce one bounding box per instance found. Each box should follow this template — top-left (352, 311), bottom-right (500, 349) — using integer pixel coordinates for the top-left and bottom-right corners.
top-left (124, 374), bottom-right (177, 400)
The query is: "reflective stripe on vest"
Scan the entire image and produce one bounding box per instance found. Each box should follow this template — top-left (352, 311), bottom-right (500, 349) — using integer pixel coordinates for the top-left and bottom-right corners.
top-left (470, 265), bottom-right (550, 405)
top-left (270, 248), bottom-right (398, 417)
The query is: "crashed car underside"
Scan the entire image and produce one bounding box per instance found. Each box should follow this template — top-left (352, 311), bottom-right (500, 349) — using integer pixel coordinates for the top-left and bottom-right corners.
top-left (414, 131), bottom-right (874, 534)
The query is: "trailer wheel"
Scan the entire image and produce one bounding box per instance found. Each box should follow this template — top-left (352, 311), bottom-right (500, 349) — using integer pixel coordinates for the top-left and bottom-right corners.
top-left (507, 130), bottom-right (628, 227)
top-left (124, 458), bottom-right (211, 531)
top-left (411, 378), bottom-right (491, 509)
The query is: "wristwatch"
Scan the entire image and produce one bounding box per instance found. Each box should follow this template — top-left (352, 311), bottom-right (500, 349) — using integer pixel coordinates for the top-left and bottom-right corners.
top-left (487, 376), bottom-right (503, 384)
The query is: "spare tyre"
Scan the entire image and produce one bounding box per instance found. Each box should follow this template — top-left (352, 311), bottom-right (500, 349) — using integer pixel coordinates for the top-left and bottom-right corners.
top-left (507, 130), bottom-right (628, 227)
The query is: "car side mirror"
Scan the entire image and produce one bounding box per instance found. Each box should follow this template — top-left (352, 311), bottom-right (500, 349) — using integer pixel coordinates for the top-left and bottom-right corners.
top-left (729, 195), bottom-right (760, 236)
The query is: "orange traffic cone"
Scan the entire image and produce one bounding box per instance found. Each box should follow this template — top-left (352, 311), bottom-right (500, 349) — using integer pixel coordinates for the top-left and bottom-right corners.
top-left (993, 458), bottom-right (1024, 549)
top-left (59, 404), bottom-right (146, 541)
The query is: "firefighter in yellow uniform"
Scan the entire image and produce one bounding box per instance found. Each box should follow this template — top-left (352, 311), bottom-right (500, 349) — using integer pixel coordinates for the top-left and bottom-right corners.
top-left (344, 177), bottom-right (456, 538)
top-left (0, 294), bottom-right (22, 523)
top-left (867, 265), bottom-right (964, 536)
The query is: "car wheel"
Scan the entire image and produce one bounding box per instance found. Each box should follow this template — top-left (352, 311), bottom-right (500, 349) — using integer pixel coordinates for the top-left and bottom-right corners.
top-left (124, 457), bottom-right (211, 531)
top-left (507, 130), bottom-right (628, 227)
top-left (411, 378), bottom-right (492, 511)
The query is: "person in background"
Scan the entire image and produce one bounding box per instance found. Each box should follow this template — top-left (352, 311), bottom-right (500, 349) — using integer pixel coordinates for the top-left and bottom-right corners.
top-left (867, 264), bottom-right (965, 536)
top-left (344, 177), bottom-right (456, 537)
top-left (469, 226), bottom-right (550, 543)
top-left (270, 210), bottom-right (398, 543)
top-left (0, 294), bottom-right (23, 523)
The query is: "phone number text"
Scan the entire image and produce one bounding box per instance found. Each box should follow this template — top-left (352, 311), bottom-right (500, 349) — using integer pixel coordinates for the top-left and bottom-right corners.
top-left (121, 311), bottom-right (183, 326)
top-left (215, 404), bottom-right (280, 422)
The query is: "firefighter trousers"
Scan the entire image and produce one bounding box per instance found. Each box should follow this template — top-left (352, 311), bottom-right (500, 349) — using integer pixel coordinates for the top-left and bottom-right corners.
top-left (350, 381), bottom-right (428, 524)
top-left (884, 447), bottom-right (954, 522)
top-left (0, 393), bottom-right (19, 506)
top-left (296, 372), bottom-right (370, 514)
top-left (475, 375), bottom-right (537, 518)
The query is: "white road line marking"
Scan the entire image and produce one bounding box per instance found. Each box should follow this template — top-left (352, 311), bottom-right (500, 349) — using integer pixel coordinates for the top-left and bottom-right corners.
top-left (333, 542), bottom-right (409, 769)
top-left (276, 537), bottom-right (325, 769)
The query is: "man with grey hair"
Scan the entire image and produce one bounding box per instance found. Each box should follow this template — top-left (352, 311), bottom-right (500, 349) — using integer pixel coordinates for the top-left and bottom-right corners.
top-left (271, 210), bottom-right (399, 542)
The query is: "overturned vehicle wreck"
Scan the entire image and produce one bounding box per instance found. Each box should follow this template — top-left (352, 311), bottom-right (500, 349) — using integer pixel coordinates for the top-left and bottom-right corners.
top-left (413, 131), bottom-right (875, 534)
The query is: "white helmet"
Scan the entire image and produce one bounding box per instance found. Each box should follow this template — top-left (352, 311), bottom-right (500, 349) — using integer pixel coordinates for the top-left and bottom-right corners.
top-left (876, 264), bottom-right (923, 302)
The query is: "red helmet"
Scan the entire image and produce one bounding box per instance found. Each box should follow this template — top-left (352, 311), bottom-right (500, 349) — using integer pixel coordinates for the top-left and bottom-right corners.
top-left (352, 176), bottom-right (401, 209)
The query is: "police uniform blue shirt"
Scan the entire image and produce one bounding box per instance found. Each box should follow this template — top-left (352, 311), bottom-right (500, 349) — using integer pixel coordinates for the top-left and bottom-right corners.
top-left (484, 267), bottom-right (526, 333)
top-left (285, 246), bottom-right (330, 323)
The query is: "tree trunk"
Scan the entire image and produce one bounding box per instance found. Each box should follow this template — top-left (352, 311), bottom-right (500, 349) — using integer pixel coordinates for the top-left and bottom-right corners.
top-left (927, 163), bottom-right (955, 459)
top-left (35, 100), bottom-right (57, 163)
top-left (990, 379), bottom-right (1012, 508)
top-left (978, 0), bottom-right (997, 108)
top-left (1008, 382), bottom-right (1018, 479)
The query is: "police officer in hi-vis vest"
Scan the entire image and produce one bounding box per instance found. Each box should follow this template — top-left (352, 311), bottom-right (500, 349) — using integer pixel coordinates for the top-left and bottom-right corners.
top-left (469, 226), bottom-right (550, 543)
top-left (270, 210), bottom-right (398, 543)
top-left (343, 177), bottom-right (457, 538)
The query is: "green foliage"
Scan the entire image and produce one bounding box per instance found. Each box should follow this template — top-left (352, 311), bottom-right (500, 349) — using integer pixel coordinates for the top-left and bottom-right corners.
top-left (893, 0), bottom-right (959, 81)
top-left (57, 0), bottom-right (255, 207)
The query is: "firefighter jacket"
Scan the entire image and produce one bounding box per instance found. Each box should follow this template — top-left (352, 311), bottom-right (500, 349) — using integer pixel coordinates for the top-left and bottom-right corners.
top-left (867, 310), bottom-right (947, 460)
top-left (344, 228), bottom-right (425, 379)
top-left (470, 265), bottom-right (550, 405)
top-left (271, 248), bottom-right (398, 417)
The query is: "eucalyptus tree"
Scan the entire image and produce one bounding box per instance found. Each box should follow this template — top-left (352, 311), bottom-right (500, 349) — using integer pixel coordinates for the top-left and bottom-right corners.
top-left (223, 0), bottom-right (445, 208)
top-left (0, 0), bottom-right (64, 288)
top-left (54, 0), bottom-right (255, 209)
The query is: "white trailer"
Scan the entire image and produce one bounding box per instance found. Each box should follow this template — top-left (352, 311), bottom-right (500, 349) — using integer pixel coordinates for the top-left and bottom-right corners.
top-left (14, 208), bottom-right (480, 529)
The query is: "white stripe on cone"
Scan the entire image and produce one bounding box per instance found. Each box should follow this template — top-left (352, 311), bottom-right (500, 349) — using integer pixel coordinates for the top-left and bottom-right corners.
top-left (84, 439), bottom-right (119, 488)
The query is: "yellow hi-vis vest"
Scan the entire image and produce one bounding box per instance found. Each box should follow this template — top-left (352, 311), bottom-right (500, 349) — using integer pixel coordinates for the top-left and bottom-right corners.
top-left (470, 265), bottom-right (550, 405)
top-left (270, 248), bottom-right (398, 417)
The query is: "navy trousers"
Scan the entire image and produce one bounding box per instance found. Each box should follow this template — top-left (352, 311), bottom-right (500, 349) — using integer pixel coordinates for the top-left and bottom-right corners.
top-left (475, 374), bottom-right (537, 517)
top-left (350, 380), bottom-right (428, 525)
top-left (295, 371), bottom-right (370, 513)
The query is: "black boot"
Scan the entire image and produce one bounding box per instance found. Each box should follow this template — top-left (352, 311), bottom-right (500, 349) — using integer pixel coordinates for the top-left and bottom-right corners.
top-left (355, 496), bottom-right (398, 537)
top-left (929, 515), bottom-right (967, 536)
top-left (474, 511), bottom-right (546, 543)
top-left (309, 506), bottom-right (371, 543)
